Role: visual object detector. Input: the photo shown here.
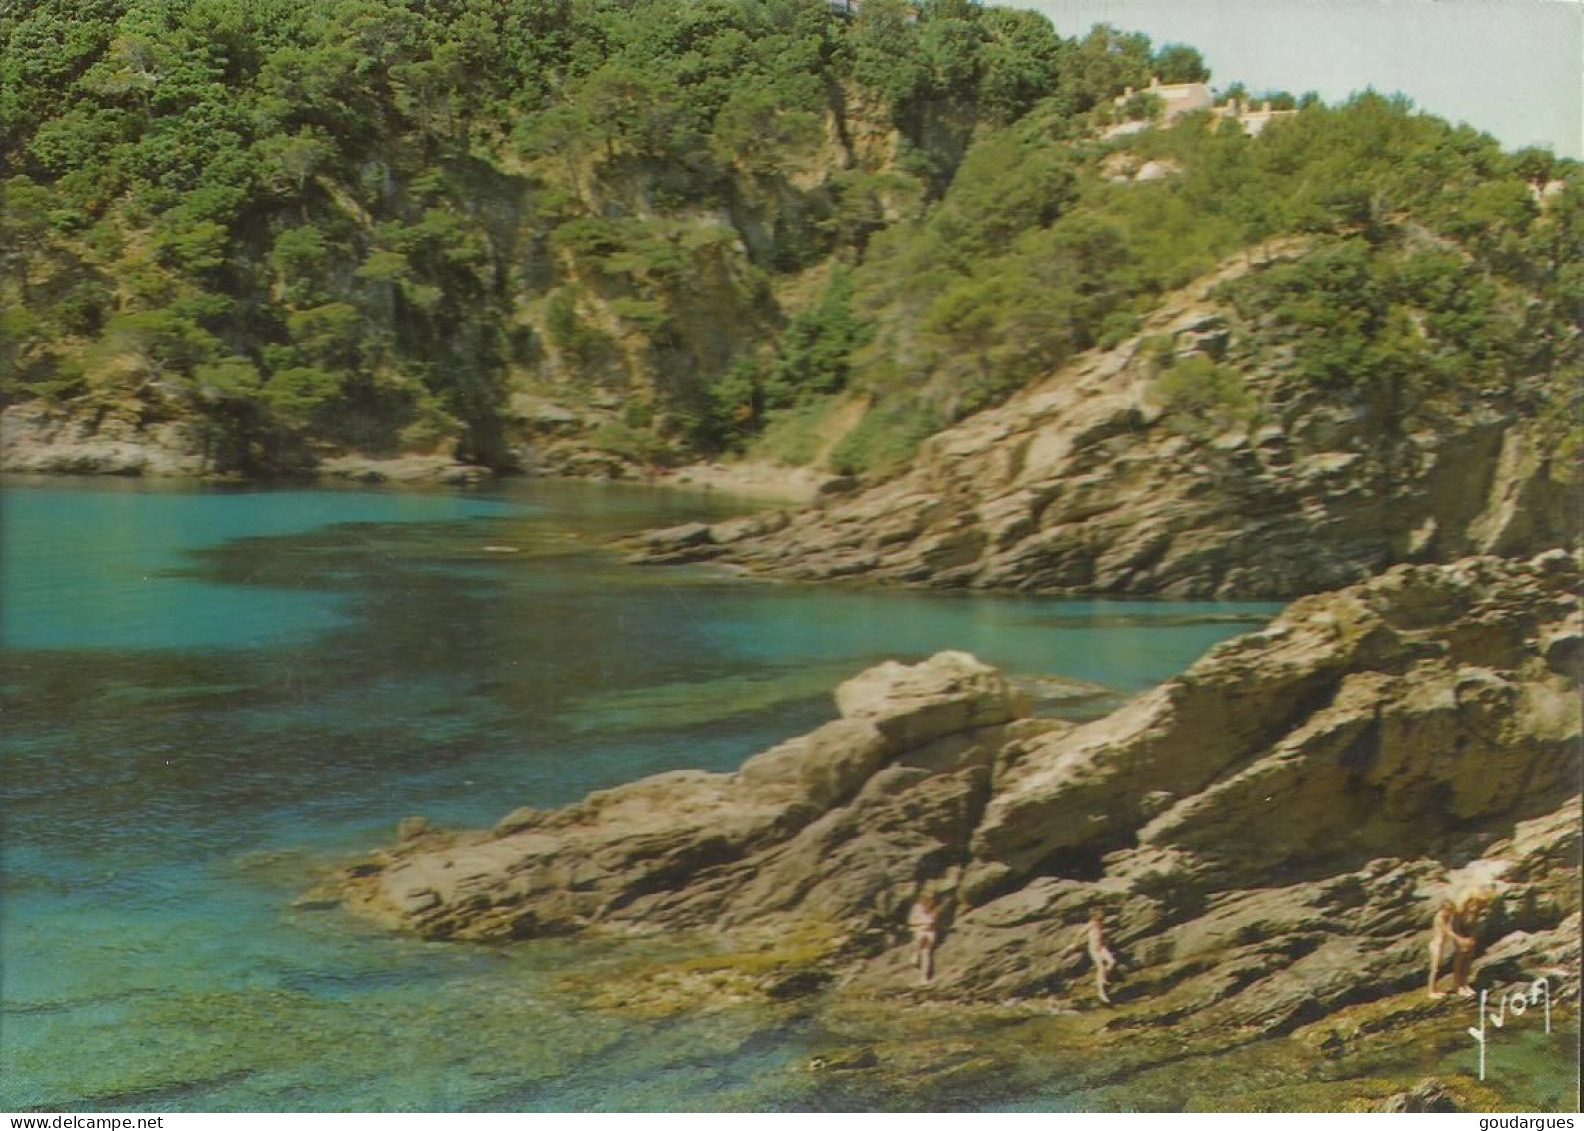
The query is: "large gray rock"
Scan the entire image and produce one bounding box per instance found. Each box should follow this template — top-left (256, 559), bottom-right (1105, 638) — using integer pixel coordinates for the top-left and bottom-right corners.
top-left (336, 651), bottom-right (1028, 939)
top-left (970, 555), bottom-right (1580, 895)
top-left (833, 650), bottom-right (1030, 747)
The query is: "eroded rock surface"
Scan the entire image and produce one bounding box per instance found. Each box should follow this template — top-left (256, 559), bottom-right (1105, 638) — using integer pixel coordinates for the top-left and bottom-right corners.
top-left (2, 403), bottom-right (211, 477)
top-left (339, 651), bottom-right (1030, 940)
top-left (330, 554), bottom-right (1581, 1056)
top-left (631, 294), bottom-right (1577, 599)
top-left (0, 402), bottom-right (490, 482)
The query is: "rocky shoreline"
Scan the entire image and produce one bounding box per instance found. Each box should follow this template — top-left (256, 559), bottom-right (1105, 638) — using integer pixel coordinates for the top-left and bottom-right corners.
top-left (1, 402), bottom-right (217, 479)
top-left (31, 391), bottom-right (1572, 1107)
top-left (314, 552), bottom-right (1582, 1110)
top-left (629, 289), bottom-right (1579, 601)
top-left (0, 403), bottom-right (495, 485)
top-left (0, 402), bottom-right (829, 496)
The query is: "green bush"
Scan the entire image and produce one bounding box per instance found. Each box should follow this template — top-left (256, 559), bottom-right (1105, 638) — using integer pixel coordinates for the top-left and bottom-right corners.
top-left (828, 398), bottom-right (941, 476)
top-left (544, 288), bottom-right (615, 368)
top-left (751, 398), bottom-right (843, 467)
top-left (1152, 355), bottom-right (1254, 426)
top-left (588, 420), bottom-right (673, 466)
top-left (1097, 310), bottom-right (1143, 349)
top-left (764, 270), bottom-right (869, 409)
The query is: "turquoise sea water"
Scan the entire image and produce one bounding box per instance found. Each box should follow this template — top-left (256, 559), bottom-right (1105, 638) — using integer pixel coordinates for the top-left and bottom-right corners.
top-left (0, 475), bottom-right (1291, 1112)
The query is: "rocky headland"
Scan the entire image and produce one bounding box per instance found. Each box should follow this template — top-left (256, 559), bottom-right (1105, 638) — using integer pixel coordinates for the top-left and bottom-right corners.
top-left (632, 271), bottom-right (1578, 600)
top-left (321, 551), bottom-right (1582, 1109)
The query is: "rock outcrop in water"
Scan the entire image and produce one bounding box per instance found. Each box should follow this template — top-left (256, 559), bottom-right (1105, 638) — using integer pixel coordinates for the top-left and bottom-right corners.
top-left (631, 284), bottom-right (1578, 599)
top-left (338, 649), bottom-right (1037, 939)
top-left (331, 552), bottom-right (1581, 1062)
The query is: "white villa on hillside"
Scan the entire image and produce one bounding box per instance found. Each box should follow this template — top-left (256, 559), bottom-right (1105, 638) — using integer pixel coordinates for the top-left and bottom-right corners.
top-left (1116, 76), bottom-right (1215, 124)
top-left (1110, 77), bottom-right (1299, 138)
top-left (1223, 98), bottom-right (1297, 136)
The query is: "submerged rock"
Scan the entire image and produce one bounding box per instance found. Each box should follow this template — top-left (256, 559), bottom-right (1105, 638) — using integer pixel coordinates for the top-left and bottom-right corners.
top-left (396, 816), bottom-right (431, 843)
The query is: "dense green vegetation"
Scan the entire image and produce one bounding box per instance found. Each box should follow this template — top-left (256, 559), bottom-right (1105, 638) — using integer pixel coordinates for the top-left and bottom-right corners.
top-left (2, 0), bottom-right (1577, 475)
top-left (844, 93), bottom-right (1580, 461)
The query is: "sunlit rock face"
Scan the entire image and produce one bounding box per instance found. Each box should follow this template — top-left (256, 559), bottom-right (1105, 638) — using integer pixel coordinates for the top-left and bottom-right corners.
top-left (633, 281), bottom-right (1578, 601)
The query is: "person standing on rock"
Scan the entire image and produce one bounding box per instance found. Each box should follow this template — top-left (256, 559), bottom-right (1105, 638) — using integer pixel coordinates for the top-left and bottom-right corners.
top-left (1427, 884), bottom-right (1495, 999)
top-left (1065, 910), bottom-right (1119, 1004)
top-left (909, 893), bottom-right (941, 983)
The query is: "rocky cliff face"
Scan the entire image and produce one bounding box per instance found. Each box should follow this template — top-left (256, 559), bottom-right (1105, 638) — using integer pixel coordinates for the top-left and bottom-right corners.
top-left (1, 402), bottom-right (495, 483)
top-left (634, 268), bottom-right (1578, 599)
top-left (1, 403), bottom-right (213, 478)
top-left (327, 552), bottom-right (1580, 1067)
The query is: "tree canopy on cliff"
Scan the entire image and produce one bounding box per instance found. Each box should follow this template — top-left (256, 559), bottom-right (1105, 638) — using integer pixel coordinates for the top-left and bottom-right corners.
top-left (1, 0), bottom-right (1577, 474)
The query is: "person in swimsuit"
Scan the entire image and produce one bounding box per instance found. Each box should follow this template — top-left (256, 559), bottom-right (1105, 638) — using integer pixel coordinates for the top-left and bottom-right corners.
top-left (1427, 886), bottom-right (1494, 999)
top-left (908, 893), bottom-right (941, 983)
top-left (1065, 909), bottom-right (1119, 1004)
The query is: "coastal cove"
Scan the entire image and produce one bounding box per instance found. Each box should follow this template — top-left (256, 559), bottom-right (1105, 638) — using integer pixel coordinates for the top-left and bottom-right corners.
top-left (3, 0), bottom-right (1580, 1112)
top-left (3, 475), bottom-right (1305, 1112)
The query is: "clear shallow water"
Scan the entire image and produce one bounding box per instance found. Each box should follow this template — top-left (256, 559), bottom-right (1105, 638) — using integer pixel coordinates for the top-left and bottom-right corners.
top-left (1, 476), bottom-right (1286, 1112)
